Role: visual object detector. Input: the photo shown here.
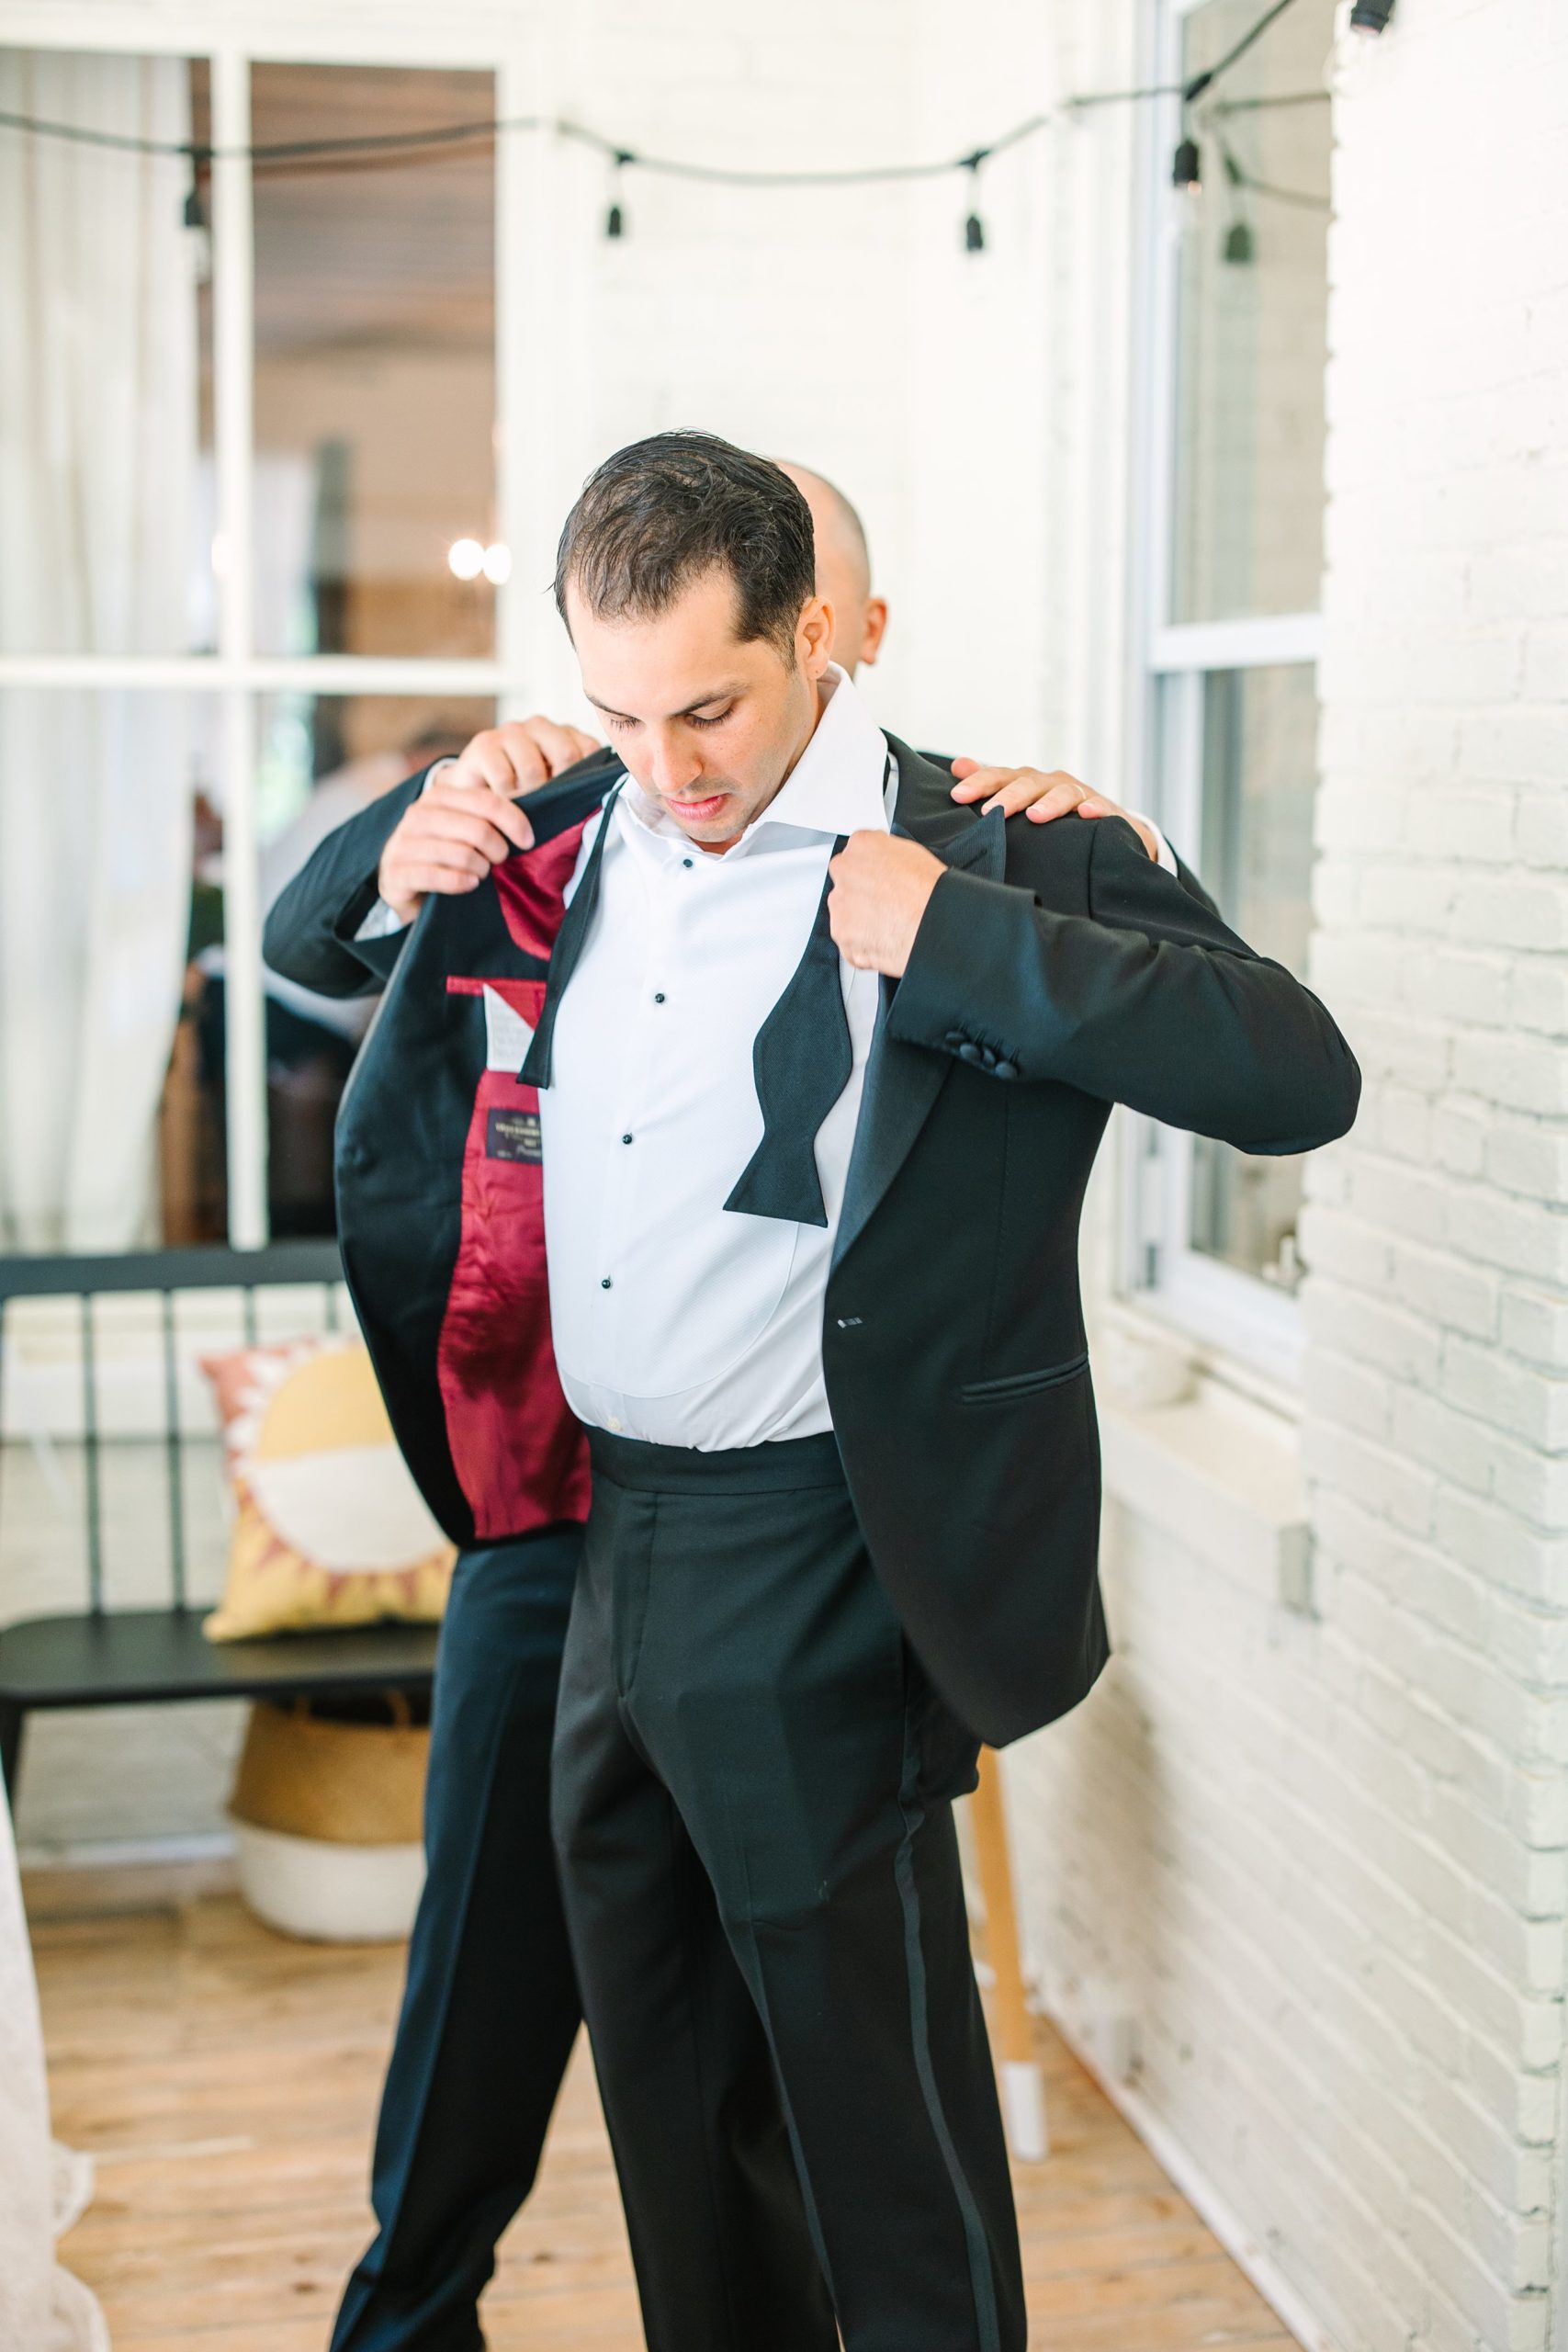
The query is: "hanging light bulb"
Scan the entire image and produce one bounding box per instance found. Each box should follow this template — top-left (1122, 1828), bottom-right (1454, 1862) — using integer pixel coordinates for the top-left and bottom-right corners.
top-left (183, 151), bottom-right (212, 286)
top-left (1172, 133), bottom-right (1201, 194)
top-left (1220, 149), bottom-right (1251, 262)
top-left (604, 149), bottom-right (633, 241)
top-left (961, 150), bottom-right (988, 254)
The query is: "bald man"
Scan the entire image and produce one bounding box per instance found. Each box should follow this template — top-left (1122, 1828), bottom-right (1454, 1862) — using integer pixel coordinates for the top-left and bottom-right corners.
top-left (777, 461), bottom-right (888, 673)
top-left (292, 469), bottom-right (1190, 2352)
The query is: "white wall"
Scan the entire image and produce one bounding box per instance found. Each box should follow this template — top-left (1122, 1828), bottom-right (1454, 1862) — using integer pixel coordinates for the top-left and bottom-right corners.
top-left (1009, 6), bottom-right (1568, 2351)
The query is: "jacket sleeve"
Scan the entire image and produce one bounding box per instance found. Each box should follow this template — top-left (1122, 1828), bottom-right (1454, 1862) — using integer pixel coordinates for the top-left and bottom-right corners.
top-left (262, 770), bottom-right (429, 998)
top-left (886, 815), bottom-right (1359, 1155)
top-left (1171, 847), bottom-right (1220, 922)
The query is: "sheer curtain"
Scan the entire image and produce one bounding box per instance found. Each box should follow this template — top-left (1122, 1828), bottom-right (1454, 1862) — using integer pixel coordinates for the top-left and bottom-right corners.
top-left (0, 51), bottom-right (198, 1251)
top-left (0, 1786), bottom-right (108, 2351)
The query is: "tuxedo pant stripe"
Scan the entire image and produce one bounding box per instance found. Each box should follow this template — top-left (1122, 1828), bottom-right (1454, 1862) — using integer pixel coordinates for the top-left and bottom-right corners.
top-left (330, 1529), bottom-right (584, 2352)
top-left (895, 1714), bottom-right (1005, 2352)
top-left (551, 1430), bottom-right (1026, 2352)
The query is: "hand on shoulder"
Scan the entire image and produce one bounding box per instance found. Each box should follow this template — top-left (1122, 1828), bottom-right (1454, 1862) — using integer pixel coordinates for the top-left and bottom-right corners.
top-left (947, 760), bottom-right (1160, 863)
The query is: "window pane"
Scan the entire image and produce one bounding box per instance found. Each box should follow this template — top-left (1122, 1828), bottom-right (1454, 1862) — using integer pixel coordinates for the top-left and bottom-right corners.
top-left (1189, 662), bottom-right (1317, 1289)
top-left (0, 689), bottom-right (210, 1251)
top-left (251, 64), bottom-right (497, 660)
top-left (0, 51), bottom-right (214, 655)
top-left (1169, 0), bottom-right (1333, 624)
top-left (251, 695), bottom-right (493, 1238)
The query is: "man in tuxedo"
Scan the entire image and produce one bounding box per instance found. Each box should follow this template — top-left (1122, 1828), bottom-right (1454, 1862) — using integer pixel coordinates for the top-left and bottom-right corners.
top-left (266, 461), bottom-right (1179, 2352)
top-left (525, 433), bottom-right (1355, 2349)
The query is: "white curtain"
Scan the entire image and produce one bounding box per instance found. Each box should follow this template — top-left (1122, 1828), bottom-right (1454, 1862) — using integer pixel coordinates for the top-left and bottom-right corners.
top-left (0, 1785), bottom-right (109, 2352)
top-left (0, 51), bottom-right (198, 1251)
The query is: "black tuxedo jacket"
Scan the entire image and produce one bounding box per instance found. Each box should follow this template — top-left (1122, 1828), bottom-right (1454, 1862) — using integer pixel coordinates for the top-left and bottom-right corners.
top-left (265, 742), bottom-right (1359, 1746)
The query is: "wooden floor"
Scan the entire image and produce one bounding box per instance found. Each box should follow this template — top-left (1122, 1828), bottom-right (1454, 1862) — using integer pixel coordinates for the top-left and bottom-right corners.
top-left (32, 1895), bottom-right (1291, 2351)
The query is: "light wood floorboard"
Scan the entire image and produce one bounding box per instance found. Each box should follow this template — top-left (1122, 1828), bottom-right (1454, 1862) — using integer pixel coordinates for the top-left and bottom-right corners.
top-left (33, 1896), bottom-right (1290, 2350)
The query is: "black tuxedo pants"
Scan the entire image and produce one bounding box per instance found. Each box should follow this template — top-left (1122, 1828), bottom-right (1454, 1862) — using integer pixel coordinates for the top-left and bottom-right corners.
top-left (329, 1526), bottom-right (584, 2352)
top-left (552, 1430), bottom-right (1026, 2352)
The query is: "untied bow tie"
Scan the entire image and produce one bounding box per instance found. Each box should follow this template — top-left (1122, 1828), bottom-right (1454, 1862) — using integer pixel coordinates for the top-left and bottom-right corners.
top-left (520, 774), bottom-right (859, 1227)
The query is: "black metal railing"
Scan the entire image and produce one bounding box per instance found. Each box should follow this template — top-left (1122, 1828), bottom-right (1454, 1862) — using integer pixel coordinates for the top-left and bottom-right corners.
top-left (1, 1242), bottom-right (345, 1618)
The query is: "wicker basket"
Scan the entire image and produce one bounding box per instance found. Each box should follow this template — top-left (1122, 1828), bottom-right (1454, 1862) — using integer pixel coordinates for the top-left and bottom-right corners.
top-left (229, 1696), bottom-right (430, 1941)
top-left (230, 1695), bottom-right (429, 1846)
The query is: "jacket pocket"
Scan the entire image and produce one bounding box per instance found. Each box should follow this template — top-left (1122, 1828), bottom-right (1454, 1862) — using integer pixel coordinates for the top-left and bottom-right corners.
top-left (959, 1351), bottom-right (1089, 1407)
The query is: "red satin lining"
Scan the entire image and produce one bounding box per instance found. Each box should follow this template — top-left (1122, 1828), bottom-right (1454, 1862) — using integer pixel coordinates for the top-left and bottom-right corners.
top-left (445, 975), bottom-right (542, 1014)
top-left (493, 824), bottom-right (587, 957)
top-left (435, 977), bottom-right (590, 1535)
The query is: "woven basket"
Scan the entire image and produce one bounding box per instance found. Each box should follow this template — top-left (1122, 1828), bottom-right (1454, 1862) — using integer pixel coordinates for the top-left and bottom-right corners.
top-left (230, 1696), bottom-right (429, 1847)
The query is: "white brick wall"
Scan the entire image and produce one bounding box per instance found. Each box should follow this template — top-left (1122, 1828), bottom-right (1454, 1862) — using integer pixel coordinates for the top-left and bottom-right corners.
top-left (1010, 6), bottom-right (1568, 2350)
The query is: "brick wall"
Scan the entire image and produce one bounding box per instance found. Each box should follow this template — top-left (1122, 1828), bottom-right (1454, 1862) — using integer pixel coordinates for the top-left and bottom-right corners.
top-left (1009, 5), bottom-right (1568, 2348)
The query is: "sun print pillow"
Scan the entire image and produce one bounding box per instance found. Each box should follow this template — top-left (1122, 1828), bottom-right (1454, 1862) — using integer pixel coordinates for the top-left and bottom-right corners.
top-left (201, 1339), bottom-right (455, 1642)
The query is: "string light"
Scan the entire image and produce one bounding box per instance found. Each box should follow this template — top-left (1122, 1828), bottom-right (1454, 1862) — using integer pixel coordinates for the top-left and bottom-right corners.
top-left (182, 153), bottom-right (207, 231)
top-left (1171, 0), bottom-right (1301, 189)
top-left (962, 151), bottom-right (988, 254)
top-left (1221, 149), bottom-right (1253, 262)
top-left (604, 148), bottom-right (631, 241)
top-left (0, 0), bottom-right (1320, 243)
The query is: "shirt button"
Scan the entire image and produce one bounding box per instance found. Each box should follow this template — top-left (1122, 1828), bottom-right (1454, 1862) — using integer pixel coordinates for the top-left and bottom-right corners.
top-left (622, 1133), bottom-right (634, 1145)
top-left (653, 991), bottom-right (666, 1004)
top-left (600, 1277), bottom-right (613, 1290)
top-left (682, 857), bottom-right (694, 869)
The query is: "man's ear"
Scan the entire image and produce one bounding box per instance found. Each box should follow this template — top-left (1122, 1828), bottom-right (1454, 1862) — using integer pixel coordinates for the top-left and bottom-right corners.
top-left (859, 598), bottom-right (889, 669)
top-left (797, 594), bottom-right (835, 678)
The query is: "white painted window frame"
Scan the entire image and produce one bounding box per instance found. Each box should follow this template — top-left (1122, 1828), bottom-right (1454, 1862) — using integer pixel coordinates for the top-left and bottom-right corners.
top-left (1121, 0), bottom-right (1327, 1388)
top-left (0, 5), bottom-right (566, 1250)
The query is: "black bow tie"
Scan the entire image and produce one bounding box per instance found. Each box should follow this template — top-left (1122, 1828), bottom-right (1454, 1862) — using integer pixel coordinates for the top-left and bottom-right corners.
top-left (519, 779), bottom-right (856, 1227)
top-left (723, 837), bottom-right (852, 1227)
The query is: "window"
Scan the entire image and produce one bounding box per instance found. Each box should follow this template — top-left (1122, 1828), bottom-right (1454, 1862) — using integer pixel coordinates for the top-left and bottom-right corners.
top-left (0, 37), bottom-right (529, 1256)
top-left (1130, 0), bottom-right (1335, 1375)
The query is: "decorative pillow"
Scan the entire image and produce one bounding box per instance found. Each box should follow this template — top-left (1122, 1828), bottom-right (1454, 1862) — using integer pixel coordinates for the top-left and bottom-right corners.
top-left (201, 1340), bottom-right (455, 1642)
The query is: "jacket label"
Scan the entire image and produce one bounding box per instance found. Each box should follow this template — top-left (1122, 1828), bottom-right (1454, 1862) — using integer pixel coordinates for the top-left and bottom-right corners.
top-left (483, 985), bottom-right (536, 1072)
top-left (486, 1107), bottom-right (542, 1164)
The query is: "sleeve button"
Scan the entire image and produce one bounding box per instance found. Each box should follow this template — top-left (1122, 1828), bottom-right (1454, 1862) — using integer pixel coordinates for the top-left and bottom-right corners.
top-left (994, 1059), bottom-right (1019, 1080)
top-left (956, 1041), bottom-right (984, 1065)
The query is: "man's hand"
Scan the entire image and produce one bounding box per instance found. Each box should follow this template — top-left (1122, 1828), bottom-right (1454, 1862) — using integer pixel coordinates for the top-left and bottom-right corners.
top-left (948, 760), bottom-right (1160, 863)
top-left (828, 832), bottom-right (945, 978)
top-left (447, 716), bottom-right (602, 799)
top-left (377, 716), bottom-right (604, 924)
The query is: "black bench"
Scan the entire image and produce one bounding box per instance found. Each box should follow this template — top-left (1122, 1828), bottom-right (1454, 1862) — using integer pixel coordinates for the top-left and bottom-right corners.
top-left (0, 1243), bottom-right (438, 1798)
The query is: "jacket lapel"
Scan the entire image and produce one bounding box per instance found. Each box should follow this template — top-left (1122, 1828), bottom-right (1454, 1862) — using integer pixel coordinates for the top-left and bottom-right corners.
top-left (833, 737), bottom-right (1006, 1270)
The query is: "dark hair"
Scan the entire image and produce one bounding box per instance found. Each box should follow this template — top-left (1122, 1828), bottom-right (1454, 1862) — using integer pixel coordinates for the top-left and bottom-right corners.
top-left (554, 431), bottom-right (816, 660)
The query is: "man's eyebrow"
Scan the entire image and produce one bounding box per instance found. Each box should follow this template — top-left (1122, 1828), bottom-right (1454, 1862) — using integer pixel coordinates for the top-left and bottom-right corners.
top-left (583, 682), bottom-right (745, 722)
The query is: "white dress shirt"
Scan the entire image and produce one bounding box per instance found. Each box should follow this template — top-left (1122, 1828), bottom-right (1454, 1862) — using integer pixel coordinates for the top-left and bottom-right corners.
top-left (543, 664), bottom-right (888, 1449)
top-left (356, 687), bottom-right (1178, 1451)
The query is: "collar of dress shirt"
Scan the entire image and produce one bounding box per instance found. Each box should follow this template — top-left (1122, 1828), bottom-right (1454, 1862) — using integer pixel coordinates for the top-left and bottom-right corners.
top-left (621, 662), bottom-right (890, 859)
